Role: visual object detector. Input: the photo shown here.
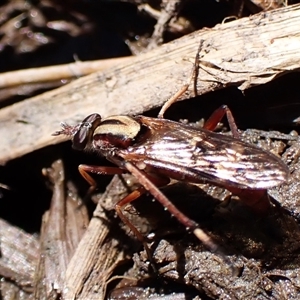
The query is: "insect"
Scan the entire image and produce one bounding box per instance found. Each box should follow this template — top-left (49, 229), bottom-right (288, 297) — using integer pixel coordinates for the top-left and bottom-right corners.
top-left (53, 104), bottom-right (289, 263)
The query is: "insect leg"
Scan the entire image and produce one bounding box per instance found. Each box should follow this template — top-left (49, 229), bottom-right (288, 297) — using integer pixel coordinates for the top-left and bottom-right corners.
top-left (79, 164), bottom-right (168, 266)
top-left (157, 40), bottom-right (203, 118)
top-left (124, 161), bottom-right (232, 267)
top-left (78, 165), bottom-right (127, 195)
top-left (228, 187), bottom-right (271, 214)
top-left (203, 108), bottom-right (275, 212)
top-left (203, 105), bottom-right (240, 138)
top-left (116, 173), bottom-right (171, 265)
top-left (157, 82), bottom-right (190, 119)
top-left (115, 186), bottom-right (153, 263)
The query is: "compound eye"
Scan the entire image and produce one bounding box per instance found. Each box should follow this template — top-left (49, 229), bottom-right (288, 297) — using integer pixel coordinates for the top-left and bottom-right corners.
top-left (73, 113), bottom-right (101, 150)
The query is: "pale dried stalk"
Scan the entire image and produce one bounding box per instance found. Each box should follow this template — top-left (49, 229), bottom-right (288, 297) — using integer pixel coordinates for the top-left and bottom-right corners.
top-left (0, 57), bottom-right (131, 89)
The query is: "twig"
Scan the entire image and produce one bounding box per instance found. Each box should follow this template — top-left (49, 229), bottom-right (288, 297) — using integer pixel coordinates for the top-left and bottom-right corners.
top-left (0, 56), bottom-right (131, 89)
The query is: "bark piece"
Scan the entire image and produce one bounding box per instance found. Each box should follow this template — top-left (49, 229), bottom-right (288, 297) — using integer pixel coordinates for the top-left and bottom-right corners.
top-left (0, 219), bottom-right (39, 296)
top-left (33, 159), bottom-right (89, 299)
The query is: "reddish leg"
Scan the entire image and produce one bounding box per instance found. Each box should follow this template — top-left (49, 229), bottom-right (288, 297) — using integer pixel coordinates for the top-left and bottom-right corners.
top-left (124, 161), bottom-right (232, 267)
top-left (228, 187), bottom-right (271, 214)
top-left (160, 85), bottom-right (271, 214)
top-left (115, 186), bottom-right (156, 263)
top-left (79, 163), bottom-right (231, 268)
top-left (202, 107), bottom-right (271, 213)
top-left (157, 40), bottom-right (239, 139)
top-left (78, 165), bottom-right (127, 197)
top-left (79, 164), bottom-right (170, 265)
top-left (157, 41), bottom-right (203, 119)
top-left (203, 105), bottom-right (240, 138)
top-left (79, 165), bottom-right (126, 185)
top-left (157, 84), bottom-right (190, 119)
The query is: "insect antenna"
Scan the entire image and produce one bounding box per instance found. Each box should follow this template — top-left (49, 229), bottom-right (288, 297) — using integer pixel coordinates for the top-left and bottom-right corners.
top-left (52, 122), bottom-right (80, 137)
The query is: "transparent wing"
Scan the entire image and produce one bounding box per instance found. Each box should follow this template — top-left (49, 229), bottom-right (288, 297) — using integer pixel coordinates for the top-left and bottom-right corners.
top-left (121, 118), bottom-right (288, 189)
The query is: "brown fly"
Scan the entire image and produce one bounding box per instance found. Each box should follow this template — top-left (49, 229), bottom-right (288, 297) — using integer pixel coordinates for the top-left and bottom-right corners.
top-left (53, 42), bottom-right (288, 265)
top-left (53, 104), bottom-right (289, 264)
